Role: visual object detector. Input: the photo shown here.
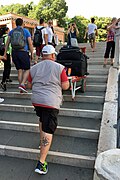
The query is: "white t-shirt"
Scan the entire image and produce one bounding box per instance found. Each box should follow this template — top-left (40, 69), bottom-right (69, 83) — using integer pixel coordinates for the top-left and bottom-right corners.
top-left (34, 26), bottom-right (48, 44)
top-left (46, 26), bottom-right (54, 43)
top-left (88, 23), bottom-right (97, 35)
top-left (54, 34), bottom-right (58, 45)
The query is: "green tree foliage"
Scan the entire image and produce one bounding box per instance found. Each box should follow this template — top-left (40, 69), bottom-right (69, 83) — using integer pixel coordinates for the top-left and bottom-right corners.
top-left (29, 0), bottom-right (68, 26)
top-left (93, 16), bottom-right (111, 42)
top-left (0, 2), bottom-right (34, 16)
top-left (0, 0), bottom-right (113, 42)
top-left (64, 16), bottom-right (112, 42)
top-left (64, 16), bottom-right (89, 43)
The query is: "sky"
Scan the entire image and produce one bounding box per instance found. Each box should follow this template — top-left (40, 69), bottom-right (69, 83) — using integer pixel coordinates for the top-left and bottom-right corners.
top-left (0, 0), bottom-right (120, 19)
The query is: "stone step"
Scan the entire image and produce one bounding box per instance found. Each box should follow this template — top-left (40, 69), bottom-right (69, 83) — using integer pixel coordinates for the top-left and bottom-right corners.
top-left (87, 75), bottom-right (107, 83)
top-left (2, 82), bottom-right (106, 92)
top-left (0, 120), bottom-right (99, 139)
top-left (0, 41), bottom-right (108, 179)
top-left (0, 92), bottom-right (104, 103)
top-left (0, 74), bottom-right (107, 83)
top-left (88, 69), bottom-right (108, 75)
top-left (0, 111), bottom-right (101, 130)
top-left (1, 97), bottom-right (103, 111)
top-left (0, 129), bottom-right (96, 168)
top-left (0, 104), bottom-right (102, 119)
top-left (86, 55), bottom-right (104, 58)
top-left (0, 145), bottom-right (95, 169)
top-left (88, 64), bottom-right (109, 69)
top-left (88, 60), bottom-right (109, 65)
top-left (0, 68), bottom-right (109, 76)
top-left (0, 156), bottom-right (94, 180)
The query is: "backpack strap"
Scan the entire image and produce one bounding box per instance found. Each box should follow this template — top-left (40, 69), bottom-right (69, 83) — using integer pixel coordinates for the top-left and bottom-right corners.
top-left (40, 27), bottom-right (44, 31)
top-left (36, 26), bottom-right (44, 31)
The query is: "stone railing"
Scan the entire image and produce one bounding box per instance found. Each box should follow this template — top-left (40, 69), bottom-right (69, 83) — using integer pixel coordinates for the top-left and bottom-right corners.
top-left (114, 27), bottom-right (120, 68)
top-left (94, 28), bottom-right (120, 180)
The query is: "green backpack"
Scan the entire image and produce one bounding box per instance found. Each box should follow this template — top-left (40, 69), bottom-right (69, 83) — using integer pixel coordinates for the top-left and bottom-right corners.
top-left (11, 27), bottom-right (25, 50)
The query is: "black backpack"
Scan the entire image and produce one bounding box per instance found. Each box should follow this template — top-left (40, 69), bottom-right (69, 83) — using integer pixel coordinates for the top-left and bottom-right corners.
top-left (33, 27), bottom-right (44, 47)
top-left (10, 27), bottom-right (25, 50)
top-left (0, 35), bottom-right (6, 55)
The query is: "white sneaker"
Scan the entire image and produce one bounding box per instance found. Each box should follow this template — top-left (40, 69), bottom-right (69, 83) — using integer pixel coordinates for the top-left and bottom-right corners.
top-left (0, 98), bottom-right (4, 103)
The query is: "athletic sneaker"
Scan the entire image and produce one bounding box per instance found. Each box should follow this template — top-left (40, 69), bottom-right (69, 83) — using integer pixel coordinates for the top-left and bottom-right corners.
top-left (0, 98), bottom-right (4, 103)
top-left (35, 161), bottom-right (48, 175)
top-left (103, 64), bottom-right (106, 68)
top-left (6, 79), bottom-right (12, 83)
top-left (18, 84), bottom-right (28, 93)
top-left (1, 82), bottom-right (6, 91)
top-left (20, 90), bottom-right (24, 94)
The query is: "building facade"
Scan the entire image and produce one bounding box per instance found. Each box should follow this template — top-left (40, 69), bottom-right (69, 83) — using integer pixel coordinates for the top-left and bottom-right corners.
top-left (0, 13), bottom-right (64, 43)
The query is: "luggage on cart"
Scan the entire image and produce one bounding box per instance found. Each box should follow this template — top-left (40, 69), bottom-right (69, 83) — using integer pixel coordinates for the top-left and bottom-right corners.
top-left (56, 46), bottom-right (88, 76)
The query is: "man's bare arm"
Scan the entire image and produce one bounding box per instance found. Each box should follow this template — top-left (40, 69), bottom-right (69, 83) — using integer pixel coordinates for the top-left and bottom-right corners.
top-left (27, 81), bottom-right (32, 89)
top-left (44, 34), bottom-right (48, 45)
top-left (28, 37), bottom-right (33, 59)
top-left (61, 81), bottom-right (69, 90)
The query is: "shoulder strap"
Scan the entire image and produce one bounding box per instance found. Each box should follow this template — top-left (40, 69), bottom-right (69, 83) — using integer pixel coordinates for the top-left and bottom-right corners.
top-left (35, 26), bottom-right (44, 32)
top-left (40, 27), bottom-right (44, 31)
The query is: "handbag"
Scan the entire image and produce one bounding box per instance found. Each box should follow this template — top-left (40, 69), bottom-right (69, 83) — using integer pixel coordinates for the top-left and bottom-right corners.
top-left (70, 33), bottom-right (78, 47)
top-left (71, 38), bottom-right (78, 47)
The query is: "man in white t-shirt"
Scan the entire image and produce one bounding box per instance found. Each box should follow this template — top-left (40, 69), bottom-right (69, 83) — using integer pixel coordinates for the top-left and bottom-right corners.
top-left (34, 18), bottom-right (48, 63)
top-left (84, 18), bottom-right (98, 52)
top-left (46, 20), bottom-right (55, 46)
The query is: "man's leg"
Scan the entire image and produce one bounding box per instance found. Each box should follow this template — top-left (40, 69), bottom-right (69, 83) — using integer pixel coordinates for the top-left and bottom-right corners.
top-left (18, 69), bottom-right (29, 93)
top-left (35, 108), bottom-right (58, 175)
top-left (35, 55), bottom-right (39, 64)
top-left (40, 130), bottom-right (53, 164)
top-left (39, 121), bottom-right (43, 148)
top-left (1, 60), bottom-right (7, 91)
top-left (21, 69), bottom-right (30, 85)
top-left (6, 54), bottom-right (12, 81)
top-left (39, 121), bottom-right (53, 161)
top-left (93, 39), bottom-right (96, 52)
top-left (110, 41), bottom-right (115, 65)
top-left (18, 69), bottom-right (23, 84)
top-left (89, 34), bottom-right (93, 50)
top-left (35, 46), bottom-right (40, 64)
top-left (103, 41), bottom-right (111, 67)
top-left (18, 51), bottom-right (30, 93)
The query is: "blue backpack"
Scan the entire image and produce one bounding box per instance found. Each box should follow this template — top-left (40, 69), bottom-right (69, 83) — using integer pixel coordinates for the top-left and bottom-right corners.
top-left (11, 27), bottom-right (25, 49)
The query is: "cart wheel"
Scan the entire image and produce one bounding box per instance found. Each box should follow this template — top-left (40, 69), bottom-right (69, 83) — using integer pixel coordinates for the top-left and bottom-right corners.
top-left (80, 78), bottom-right (86, 93)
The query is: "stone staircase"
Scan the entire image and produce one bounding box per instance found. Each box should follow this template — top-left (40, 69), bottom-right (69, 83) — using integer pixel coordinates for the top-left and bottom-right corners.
top-left (0, 42), bottom-right (110, 180)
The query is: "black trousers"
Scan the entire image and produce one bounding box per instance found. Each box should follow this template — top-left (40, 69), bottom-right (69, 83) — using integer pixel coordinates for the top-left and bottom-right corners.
top-left (104, 41), bottom-right (115, 59)
top-left (2, 53), bottom-right (11, 83)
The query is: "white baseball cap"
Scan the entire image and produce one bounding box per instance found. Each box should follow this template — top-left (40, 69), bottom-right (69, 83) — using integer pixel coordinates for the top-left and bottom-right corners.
top-left (42, 45), bottom-right (57, 55)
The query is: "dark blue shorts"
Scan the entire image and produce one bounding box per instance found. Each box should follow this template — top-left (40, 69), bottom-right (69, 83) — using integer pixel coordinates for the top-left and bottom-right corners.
top-left (12, 50), bottom-right (30, 70)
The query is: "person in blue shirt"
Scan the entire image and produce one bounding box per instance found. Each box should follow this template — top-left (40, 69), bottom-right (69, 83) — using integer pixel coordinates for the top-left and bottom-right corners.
top-left (4, 18), bottom-right (33, 93)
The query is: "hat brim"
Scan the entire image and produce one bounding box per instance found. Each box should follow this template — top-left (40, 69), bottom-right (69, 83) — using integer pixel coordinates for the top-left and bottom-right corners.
top-left (42, 51), bottom-right (58, 55)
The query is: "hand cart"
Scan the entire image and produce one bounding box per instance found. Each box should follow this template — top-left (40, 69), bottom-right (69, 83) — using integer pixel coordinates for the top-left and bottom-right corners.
top-left (67, 68), bottom-right (87, 100)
